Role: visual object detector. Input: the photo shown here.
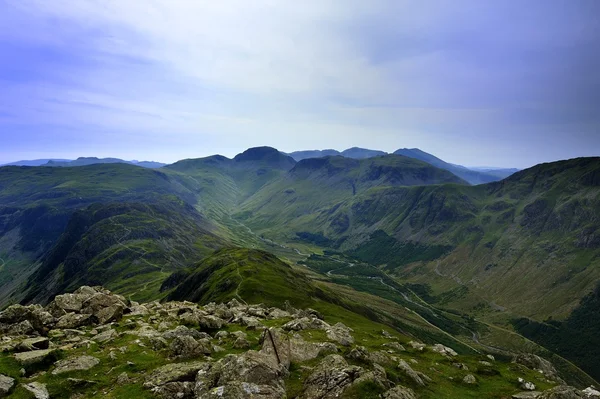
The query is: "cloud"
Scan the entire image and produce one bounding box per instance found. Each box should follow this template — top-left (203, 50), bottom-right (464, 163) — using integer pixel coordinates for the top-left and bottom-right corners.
top-left (0, 0), bottom-right (599, 167)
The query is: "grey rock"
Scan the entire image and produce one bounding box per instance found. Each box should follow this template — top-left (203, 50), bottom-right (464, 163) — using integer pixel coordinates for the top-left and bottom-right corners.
top-left (0, 374), bottom-right (15, 397)
top-left (52, 355), bottom-right (100, 374)
top-left (537, 386), bottom-right (585, 399)
top-left (513, 392), bottom-right (542, 399)
top-left (14, 349), bottom-right (57, 367)
top-left (162, 325), bottom-right (205, 340)
top-left (194, 351), bottom-right (287, 398)
top-left (169, 336), bottom-right (211, 358)
top-left (144, 361), bottom-right (207, 388)
top-left (300, 354), bottom-right (363, 399)
top-left (92, 328), bottom-right (117, 343)
top-left (398, 359), bottom-right (430, 387)
top-left (15, 337), bottom-right (49, 352)
top-left (463, 374), bottom-right (477, 385)
top-left (513, 354), bottom-right (564, 383)
top-left (383, 385), bottom-right (418, 399)
top-left (56, 313), bottom-right (95, 329)
top-left (23, 382), bottom-right (49, 399)
top-left (325, 322), bottom-right (354, 346)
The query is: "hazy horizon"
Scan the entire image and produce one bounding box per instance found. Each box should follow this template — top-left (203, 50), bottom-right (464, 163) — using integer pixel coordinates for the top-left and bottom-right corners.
top-left (2, 1), bottom-right (599, 169)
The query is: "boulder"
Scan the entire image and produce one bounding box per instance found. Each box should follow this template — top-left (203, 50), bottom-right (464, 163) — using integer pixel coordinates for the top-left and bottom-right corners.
top-left (15, 337), bottom-right (49, 352)
top-left (325, 322), bottom-right (354, 346)
top-left (397, 359), bottom-right (430, 387)
top-left (382, 385), bottom-right (418, 399)
top-left (347, 346), bottom-right (371, 364)
top-left (197, 382), bottom-right (285, 399)
top-left (56, 313), bottom-right (95, 329)
top-left (408, 341), bottom-right (426, 351)
top-left (513, 392), bottom-right (542, 399)
top-left (583, 387), bottom-right (600, 398)
top-left (513, 354), bottom-right (564, 383)
top-left (96, 304), bottom-right (124, 325)
top-left (14, 349), bottom-right (57, 367)
top-left (0, 374), bottom-right (15, 397)
top-left (260, 328), bottom-right (291, 368)
top-left (169, 336), bottom-right (211, 358)
top-left (92, 328), bottom-right (117, 343)
top-left (162, 325), bottom-right (205, 340)
top-left (431, 344), bottom-right (458, 357)
top-left (300, 354), bottom-right (363, 399)
top-left (282, 317), bottom-right (329, 332)
top-left (194, 351), bottom-right (288, 398)
top-left (22, 382), bottom-right (49, 399)
top-left (463, 374), bottom-right (477, 385)
top-left (537, 386), bottom-right (585, 399)
top-left (52, 356), bottom-right (100, 374)
top-left (144, 361), bottom-right (207, 388)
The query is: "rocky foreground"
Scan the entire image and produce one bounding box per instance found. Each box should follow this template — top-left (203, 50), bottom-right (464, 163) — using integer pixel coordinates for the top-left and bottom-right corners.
top-left (0, 286), bottom-right (598, 398)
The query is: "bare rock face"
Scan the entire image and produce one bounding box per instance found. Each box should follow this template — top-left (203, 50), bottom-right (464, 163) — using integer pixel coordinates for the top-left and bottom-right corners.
top-left (52, 356), bottom-right (100, 375)
top-left (0, 375), bottom-right (15, 397)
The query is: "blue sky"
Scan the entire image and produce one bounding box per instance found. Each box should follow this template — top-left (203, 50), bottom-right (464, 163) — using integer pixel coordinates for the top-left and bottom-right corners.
top-left (0, 0), bottom-right (599, 168)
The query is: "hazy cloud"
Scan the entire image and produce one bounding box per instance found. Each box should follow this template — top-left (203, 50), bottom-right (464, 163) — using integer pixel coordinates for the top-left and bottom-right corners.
top-left (1, 0), bottom-right (599, 167)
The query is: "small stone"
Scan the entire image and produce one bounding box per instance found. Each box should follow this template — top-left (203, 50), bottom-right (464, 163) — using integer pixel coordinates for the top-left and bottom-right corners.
top-left (463, 374), bottom-right (477, 385)
top-left (117, 372), bottom-right (130, 385)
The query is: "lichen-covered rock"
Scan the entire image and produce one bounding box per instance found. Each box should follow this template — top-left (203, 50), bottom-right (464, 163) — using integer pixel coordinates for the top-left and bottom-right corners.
top-left (325, 322), bottom-right (354, 346)
top-left (0, 374), bottom-right (15, 397)
top-left (23, 382), bottom-right (49, 399)
top-left (144, 361), bottom-right (207, 388)
top-left (92, 328), bottom-right (117, 343)
top-left (537, 386), bottom-right (585, 399)
top-left (398, 359), bottom-right (430, 387)
top-left (431, 344), bottom-right (458, 357)
top-left (513, 354), bottom-right (564, 383)
top-left (14, 349), bottom-right (57, 367)
top-left (194, 351), bottom-right (288, 398)
top-left (383, 385), bottom-right (418, 399)
top-left (52, 355), bottom-right (100, 374)
top-left (282, 317), bottom-right (329, 332)
top-left (300, 354), bottom-right (363, 399)
top-left (15, 337), bottom-right (49, 352)
top-left (463, 374), bottom-right (477, 385)
top-left (56, 313), bottom-right (95, 329)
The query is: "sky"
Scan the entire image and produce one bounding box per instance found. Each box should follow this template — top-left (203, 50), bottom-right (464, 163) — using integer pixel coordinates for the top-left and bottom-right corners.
top-left (0, 0), bottom-right (599, 168)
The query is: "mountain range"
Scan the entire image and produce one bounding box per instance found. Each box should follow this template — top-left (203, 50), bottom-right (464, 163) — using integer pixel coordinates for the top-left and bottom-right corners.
top-left (0, 146), bottom-right (598, 387)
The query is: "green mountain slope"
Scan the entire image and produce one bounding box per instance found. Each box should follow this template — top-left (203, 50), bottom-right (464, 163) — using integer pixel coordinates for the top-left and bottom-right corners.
top-left (394, 148), bottom-right (518, 184)
top-left (236, 154), bottom-right (467, 238)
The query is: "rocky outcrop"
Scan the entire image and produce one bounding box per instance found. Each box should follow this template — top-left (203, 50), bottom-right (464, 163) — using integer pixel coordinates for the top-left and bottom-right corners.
top-left (0, 285), bottom-right (588, 399)
top-left (514, 354), bottom-right (565, 384)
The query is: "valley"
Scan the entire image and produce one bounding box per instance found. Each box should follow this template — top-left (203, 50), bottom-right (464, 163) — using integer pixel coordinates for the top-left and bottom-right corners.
top-left (0, 147), bottom-right (599, 395)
